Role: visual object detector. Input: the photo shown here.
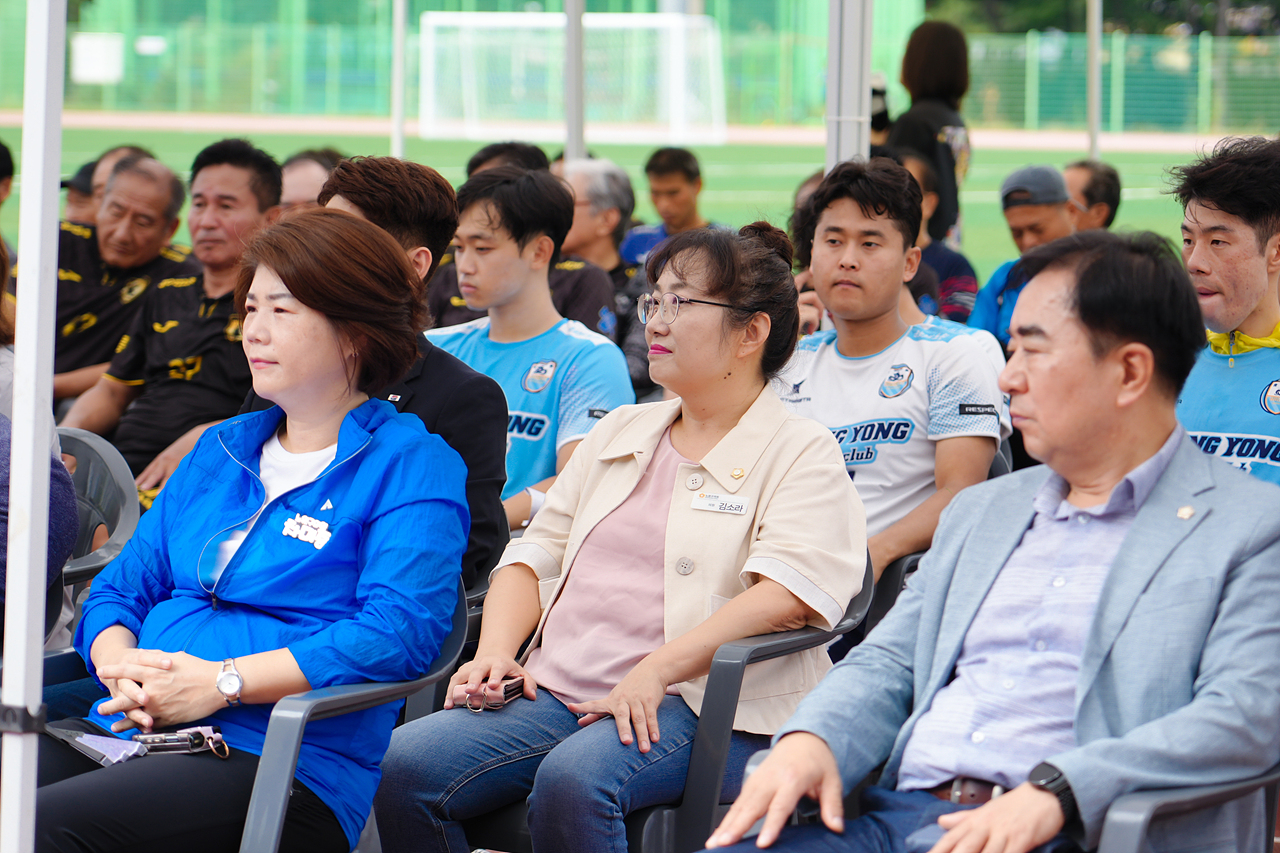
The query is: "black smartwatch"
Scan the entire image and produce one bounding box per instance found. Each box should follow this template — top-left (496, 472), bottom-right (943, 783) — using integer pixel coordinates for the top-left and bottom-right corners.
top-left (1028, 762), bottom-right (1078, 826)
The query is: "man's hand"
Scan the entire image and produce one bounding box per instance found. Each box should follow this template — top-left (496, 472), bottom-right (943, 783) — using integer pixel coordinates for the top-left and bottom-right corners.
top-left (97, 650), bottom-right (224, 732)
top-left (706, 732), bottom-right (844, 849)
top-left (928, 783), bottom-right (1064, 853)
top-left (798, 290), bottom-right (824, 336)
top-left (566, 658), bottom-right (669, 752)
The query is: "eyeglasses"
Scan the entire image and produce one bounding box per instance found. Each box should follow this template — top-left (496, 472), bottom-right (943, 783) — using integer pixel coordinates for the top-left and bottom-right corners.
top-left (638, 291), bottom-right (737, 325)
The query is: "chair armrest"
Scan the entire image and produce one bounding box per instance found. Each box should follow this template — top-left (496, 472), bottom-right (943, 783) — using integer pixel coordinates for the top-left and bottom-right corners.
top-left (0, 646), bottom-right (91, 686)
top-left (63, 546), bottom-right (123, 586)
top-left (239, 676), bottom-right (436, 853)
top-left (1096, 763), bottom-right (1280, 853)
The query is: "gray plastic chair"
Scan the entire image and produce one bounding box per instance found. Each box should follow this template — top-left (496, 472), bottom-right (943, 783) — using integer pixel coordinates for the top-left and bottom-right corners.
top-left (56, 427), bottom-right (140, 588)
top-left (460, 554), bottom-right (877, 853)
top-left (239, 577), bottom-right (469, 853)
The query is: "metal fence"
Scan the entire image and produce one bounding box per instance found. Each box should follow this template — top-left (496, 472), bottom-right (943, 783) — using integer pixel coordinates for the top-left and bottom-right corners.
top-left (2, 4), bottom-right (1278, 134)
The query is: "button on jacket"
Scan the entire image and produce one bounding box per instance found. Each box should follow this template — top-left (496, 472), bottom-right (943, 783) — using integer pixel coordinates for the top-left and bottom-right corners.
top-left (501, 386), bottom-right (866, 735)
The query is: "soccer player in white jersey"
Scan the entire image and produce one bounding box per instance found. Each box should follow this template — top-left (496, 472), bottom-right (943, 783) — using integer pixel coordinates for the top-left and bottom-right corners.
top-left (775, 158), bottom-right (1006, 581)
top-left (427, 166), bottom-right (633, 531)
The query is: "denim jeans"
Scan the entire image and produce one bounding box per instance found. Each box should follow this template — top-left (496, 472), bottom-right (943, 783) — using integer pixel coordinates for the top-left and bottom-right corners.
top-left (375, 688), bottom-right (769, 853)
top-left (711, 787), bottom-right (1082, 853)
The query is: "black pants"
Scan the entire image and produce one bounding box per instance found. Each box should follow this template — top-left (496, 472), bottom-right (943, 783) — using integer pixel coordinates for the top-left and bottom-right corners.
top-left (6, 719), bottom-right (347, 853)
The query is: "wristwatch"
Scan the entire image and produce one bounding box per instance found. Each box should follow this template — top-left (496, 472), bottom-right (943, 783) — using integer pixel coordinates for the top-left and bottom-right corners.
top-left (215, 658), bottom-right (244, 707)
top-left (1028, 762), bottom-right (1078, 826)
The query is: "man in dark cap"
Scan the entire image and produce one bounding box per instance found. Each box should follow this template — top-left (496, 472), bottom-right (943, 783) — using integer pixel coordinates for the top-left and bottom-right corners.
top-left (62, 161), bottom-right (98, 224)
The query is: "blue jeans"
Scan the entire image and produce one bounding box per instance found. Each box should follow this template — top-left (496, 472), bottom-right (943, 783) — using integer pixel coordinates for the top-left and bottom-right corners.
top-left (44, 677), bottom-right (108, 722)
top-left (375, 688), bottom-right (769, 853)
top-left (712, 787), bottom-right (1082, 853)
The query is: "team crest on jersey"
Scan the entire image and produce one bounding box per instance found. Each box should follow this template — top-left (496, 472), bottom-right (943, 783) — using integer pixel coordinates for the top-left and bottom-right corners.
top-left (879, 364), bottom-right (914, 398)
top-left (1262, 380), bottom-right (1280, 415)
top-left (522, 360), bottom-right (557, 393)
top-left (224, 315), bottom-right (243, 342)
top-left (120, 278), bottom-right (148, 304)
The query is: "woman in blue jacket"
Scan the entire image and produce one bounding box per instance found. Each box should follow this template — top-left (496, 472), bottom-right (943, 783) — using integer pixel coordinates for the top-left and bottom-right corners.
top-left (29, 209), bottom-right (469, 853)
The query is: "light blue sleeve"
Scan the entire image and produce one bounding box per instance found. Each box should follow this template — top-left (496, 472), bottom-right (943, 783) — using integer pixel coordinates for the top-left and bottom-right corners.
top-left (967, 261), bottom-right (1015, 338)
top-left (554, 343), bottom-right (635, 450)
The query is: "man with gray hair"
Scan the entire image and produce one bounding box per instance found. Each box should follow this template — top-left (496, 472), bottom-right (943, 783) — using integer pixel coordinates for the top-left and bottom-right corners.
top-left (39, 155), bottom-right (200, 402)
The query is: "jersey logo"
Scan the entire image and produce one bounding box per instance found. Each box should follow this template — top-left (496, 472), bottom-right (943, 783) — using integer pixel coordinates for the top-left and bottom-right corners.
top-left (158, 276), bottom-right (197, 289)
top-left (57, 269), bottom-right (82, 282)
top-left (597, 306), bottom-right (617, 337)
top-left (282, 513), bottom-right (332, 549)
top-left (522, 360), bottom-right (558, 393)
top-left (120, 277), bottom-right (148, 304)
top-left (1262, 380), bottom-right (1280, 415)
top-left (320, 499), bottom-right (334, 511)
top-left (224, 315), bottom-right (242, 342)
top-left (159, 245), bottom-right (190, 262)
top-left (508, 411), bottom-right (549, 440)
top-left (790, 379), bottom-right (806, 395)
top-left (115, 334), bottom-right (130, 353)
top-left (831, 419), bottom-right (915, 466)
top-left (1190, 431), bottom-right (1280, 474)
top-left (61, 313), bottom-right (97, 337)
top-left (450, 296), bottom-right (467, 307)
top-left (879, 364), bottom-right (914, 398)
top-left (152, 320), bottom-right (179, 334)
top-left (60, 221), bottom-right (92, 239)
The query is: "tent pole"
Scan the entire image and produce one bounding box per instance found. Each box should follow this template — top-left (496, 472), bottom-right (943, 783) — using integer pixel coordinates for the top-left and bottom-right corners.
top-left (826, 0), bottom-right (874, 171)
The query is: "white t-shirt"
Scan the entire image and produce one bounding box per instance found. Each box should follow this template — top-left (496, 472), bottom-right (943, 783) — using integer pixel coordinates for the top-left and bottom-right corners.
top-left (773, 326), bottom-right (1007, 537)
top-left (213, 431), bottom-right (337, 581)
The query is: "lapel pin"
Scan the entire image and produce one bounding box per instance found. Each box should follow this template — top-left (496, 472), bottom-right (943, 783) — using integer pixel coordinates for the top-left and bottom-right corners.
top-left (388, 394), bottom-right (401, 401)
top-left (731, 467), bottom-right (745, 480)
top-left (1177, 505), bottom-right (1195, 520)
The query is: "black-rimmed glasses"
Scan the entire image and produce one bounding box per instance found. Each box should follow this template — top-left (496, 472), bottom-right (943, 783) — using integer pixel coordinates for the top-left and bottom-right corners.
top-left (637, 291), bottom-right (737, 325)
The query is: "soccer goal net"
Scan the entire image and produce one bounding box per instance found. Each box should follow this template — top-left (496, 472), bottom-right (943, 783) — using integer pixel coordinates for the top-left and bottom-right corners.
top-left (419, 11), bottom-right (727, 145)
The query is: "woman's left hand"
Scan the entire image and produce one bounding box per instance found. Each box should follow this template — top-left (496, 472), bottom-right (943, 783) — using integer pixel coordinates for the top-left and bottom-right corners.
top-left (565, 659), bottom-right (669, 752)
top-left (97, 651), bottom-right (225, 732)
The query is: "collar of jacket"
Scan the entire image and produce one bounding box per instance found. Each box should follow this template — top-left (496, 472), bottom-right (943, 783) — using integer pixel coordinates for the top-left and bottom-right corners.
top-left (1206, 322), bottom-right (1280, 356)
top-left (593, 385), bottom-right (790, 494)
top-left (213, 396), bottom-right (398, 468)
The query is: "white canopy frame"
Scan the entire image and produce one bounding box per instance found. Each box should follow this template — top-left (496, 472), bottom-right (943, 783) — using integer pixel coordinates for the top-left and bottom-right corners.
top-left (1, 0), bottom-right (66, 850)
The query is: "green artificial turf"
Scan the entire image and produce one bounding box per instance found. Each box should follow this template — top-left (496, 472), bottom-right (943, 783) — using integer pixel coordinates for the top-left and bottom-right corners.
top-left (0, 125), bottom-right (1189, 285)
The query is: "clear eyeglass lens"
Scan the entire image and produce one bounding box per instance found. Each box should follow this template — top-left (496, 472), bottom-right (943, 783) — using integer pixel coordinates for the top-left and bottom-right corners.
top-left (639, 292), bottom-right (680, 325)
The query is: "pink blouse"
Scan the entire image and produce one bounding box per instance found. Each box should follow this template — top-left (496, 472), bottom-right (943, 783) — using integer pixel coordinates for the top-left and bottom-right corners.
top-left (524, 428), bottom-right (689, 705)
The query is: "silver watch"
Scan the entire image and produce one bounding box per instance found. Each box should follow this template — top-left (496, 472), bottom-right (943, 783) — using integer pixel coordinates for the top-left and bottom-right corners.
top-left (215, 658), bottom-right (243, 707)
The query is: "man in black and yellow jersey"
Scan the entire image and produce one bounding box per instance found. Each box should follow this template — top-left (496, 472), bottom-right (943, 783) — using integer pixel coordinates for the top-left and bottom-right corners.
top-left (62, 140), bottom-right (280, 505)
top-left (32, 156), bottom-right (201, 402)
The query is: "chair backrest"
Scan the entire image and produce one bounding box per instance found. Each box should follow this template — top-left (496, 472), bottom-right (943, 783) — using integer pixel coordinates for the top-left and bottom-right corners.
top-left (56, 427), bottom-right (140, 586)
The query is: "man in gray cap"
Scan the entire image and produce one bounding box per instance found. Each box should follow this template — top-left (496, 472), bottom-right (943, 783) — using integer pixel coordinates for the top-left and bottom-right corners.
top-left (968, 165), bottom-right (1076, 350)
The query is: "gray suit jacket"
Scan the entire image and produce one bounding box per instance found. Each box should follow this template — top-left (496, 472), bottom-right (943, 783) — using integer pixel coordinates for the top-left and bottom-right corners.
top-left (781, 436), bottom-right (1280, 852)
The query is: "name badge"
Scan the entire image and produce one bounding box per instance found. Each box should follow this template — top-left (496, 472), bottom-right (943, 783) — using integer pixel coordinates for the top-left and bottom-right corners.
top-left (691, 493), bottom-right (748, 515)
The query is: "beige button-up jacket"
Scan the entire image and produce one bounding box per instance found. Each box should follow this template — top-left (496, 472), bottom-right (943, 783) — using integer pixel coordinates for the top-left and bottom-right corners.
top-left (499, 385), bottom-right (866, 734)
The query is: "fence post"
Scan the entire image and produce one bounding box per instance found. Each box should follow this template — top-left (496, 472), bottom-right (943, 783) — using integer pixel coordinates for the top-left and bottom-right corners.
top-left (1109, 29), bottom-right (1125, 132)
top-left (1024, 29), bottom-right (1039, 131)
top-left (1197, 30), bottom-right (1212, 133)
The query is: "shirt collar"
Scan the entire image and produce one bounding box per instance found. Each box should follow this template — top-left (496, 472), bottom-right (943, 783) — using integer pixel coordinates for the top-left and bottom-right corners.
top-left (1032, 424), bottom-right (1186, 520)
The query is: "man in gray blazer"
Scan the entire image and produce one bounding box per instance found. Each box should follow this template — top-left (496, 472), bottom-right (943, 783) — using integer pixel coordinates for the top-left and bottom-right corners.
top-left (708, 230), bottom-right (1280, 853)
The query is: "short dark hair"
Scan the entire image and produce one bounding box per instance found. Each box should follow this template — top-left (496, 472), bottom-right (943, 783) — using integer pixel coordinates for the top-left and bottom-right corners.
top-left (235, 208), bottom-right (428, 394)
top-left (283, 147), bottom-right (345, 173)
top-left (646, 222), bottom-right (799, 381)
top-left (900, 149), bottom-right (939, 195)
top-left (1013, 230), bottom-right (1204, 396)
top-left (190, 138), bottom-right (282, 212)
top-left (800, 158), bottom-right (922, 256)
top-left (108, 155), bottom-right (186, 222)
top-left (901, 21), bottom-right (969, 110)
top-left (1169, 136), bottom-right (1280, 251)
top-left (1067, 159), bottom-right (1122, 227)
top-left (465, 141), bottom-right (550, 177)
top-left (318, 156), bottom-right (459, 283)
top-left (0, 139), bottom-right (12, 182)
top-left (455, 165), bottom-right (574, 265)
top-left (645, 147), bottom-right (701, 182)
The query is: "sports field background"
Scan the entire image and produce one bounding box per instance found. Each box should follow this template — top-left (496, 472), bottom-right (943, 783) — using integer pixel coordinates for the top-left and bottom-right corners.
top-left (0, 125), bottom-right (1188, 286)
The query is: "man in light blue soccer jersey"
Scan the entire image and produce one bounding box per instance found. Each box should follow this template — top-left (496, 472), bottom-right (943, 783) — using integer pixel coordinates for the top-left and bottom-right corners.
top-left (1172, 137), bottom-right (1280, 484)
top-left (427, 166), bottom-right (633, 530)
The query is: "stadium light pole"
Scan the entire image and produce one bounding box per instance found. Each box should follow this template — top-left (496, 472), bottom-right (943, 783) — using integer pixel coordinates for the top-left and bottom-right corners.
top-left (826, 0), bottom-right (874, 171)
top-left (1086, 0), bottom-right (1102, 158)
top-left (391, 0), bottom-right (407, 158)
top-left (0, 0), bottom-right (65, 848)
top-left (564, 0), bottom-right (586, 160)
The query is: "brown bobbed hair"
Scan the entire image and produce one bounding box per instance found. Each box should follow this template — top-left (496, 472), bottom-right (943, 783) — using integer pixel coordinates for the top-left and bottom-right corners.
top-left (645, 222), bottom-right (799, 381)
top-left (901, 21), bottom-right (969, 109)
top-left (235, 208), bottom-right (428, 395)
top-left (317, 156), bottom-right (458, 284)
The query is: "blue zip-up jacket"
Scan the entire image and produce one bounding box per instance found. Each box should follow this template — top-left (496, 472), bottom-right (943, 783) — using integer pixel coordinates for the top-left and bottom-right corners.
top-left (74, 398), bottom-right (469, 848)
top-left (967, 259), bottom-right (1022, 348)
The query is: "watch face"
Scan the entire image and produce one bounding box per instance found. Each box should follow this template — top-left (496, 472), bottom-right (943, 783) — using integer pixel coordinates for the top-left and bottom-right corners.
top-left (216, 671), bottom-right (243, 697)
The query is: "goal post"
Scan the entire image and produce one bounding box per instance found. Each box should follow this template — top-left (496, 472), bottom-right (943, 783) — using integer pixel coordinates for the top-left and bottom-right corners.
top-left (419, 11), bottom-right (727, 146)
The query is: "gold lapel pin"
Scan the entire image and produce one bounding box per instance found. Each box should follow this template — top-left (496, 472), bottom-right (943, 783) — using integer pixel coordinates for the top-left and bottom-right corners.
top-left (1177, 505), bottom-right (1195, 520)
top-left (731, 467), bottom-right (745, 480)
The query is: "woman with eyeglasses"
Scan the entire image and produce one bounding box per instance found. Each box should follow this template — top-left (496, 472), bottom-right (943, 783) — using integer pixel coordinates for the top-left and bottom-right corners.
top-left (375, 222), bottom-right (866, 853)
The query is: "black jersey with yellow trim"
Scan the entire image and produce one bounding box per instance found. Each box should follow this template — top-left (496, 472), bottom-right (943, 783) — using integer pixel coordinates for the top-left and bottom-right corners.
top-left (103, 273), bottom-right (251, 476)
top-left (15, 221), bottom-right (204, 375)
top-left (426, 253), bottom-right (619, 341)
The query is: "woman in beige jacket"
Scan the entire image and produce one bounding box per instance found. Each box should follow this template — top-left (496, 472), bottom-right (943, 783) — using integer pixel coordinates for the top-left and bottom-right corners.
top-left (376, 222), bottom-right (866, 853)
